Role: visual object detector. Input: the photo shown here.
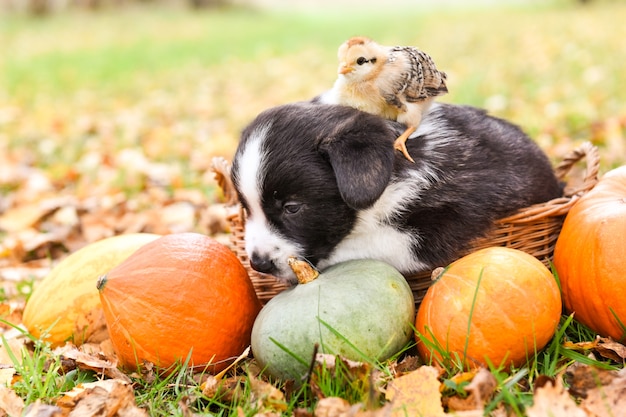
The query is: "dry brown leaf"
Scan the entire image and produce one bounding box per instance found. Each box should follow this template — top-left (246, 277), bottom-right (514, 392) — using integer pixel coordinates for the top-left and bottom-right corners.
top-left (579, 367), bottom-right (626, 417)
top-left (0, 334), bottom-right (26, 367)
top-left (567, 364), bottom-right (619, 399)
top-left (310, 354), bottom-right (382, 408)
top-left (57, 379), bottom-right (147, 416)
top-left (314, 353), bottom-right (379, 385)
top-left (201, 375), bottom-right (246, 403)
top-left (315, 354), bottom-right (366, 371)
top-left (201, 203), bottom-right (232, 236)
top-left (54, 344), bottom-right (131, 383)
top-left (292, 407), bottom-right (313, 417)
top-left (211, 156), bottom-right (238, 206)
top-left (446, 368), bottom-right (497, 412)
top-left (463, 368), bottom-right (497, 407)
top-left (0, 386), bottom-right (24, 416)
top-left (178, 399), bottom-right (199, 417)
top-left (0, 366), bottom-right (16, 388)
top-left (0, 303), bottom-right (24, 332)
top-left (526, 374), bottom-right (587, 417)
top-left (0, 201), bottom-right (58, 233)
top-left (252, 412), bottom-right (282, 417)
top-left (314, 397), bottom-right (353, 417)
top-left (595, 337), bottom-right (626, 362)
top-left (385, 365), bottom-right (445, 417)
top-left (314, 398), bottom-right (392, 417)
top-left (79, 211), bottom-right (118, 243)
top-left (388, 355), bottom-right (421, 376)
top-left (249, 375), bottom-right (288, 412)
top-left (22, 399), bottom-right (63, 417)
top-left (563, 339), bottom-right (599, 351)
top-left (563, 336), bottom-right (626, 363)
top-left (0, 259), bottom-right (51, 285)
top-left (443, 371), bottom-right (477, 393)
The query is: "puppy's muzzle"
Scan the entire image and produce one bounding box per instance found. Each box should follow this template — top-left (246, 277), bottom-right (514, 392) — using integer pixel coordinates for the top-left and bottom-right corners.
top-left (249, 252), bottom-right (277, 275)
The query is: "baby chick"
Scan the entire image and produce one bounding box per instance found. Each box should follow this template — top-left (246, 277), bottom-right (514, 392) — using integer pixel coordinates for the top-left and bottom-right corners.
top-left (330, 36), bottom-right (448, 162)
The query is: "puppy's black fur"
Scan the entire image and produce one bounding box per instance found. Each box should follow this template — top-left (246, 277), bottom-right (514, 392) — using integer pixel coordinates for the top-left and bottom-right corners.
top-left (232, 102), bottom-right (562, 281)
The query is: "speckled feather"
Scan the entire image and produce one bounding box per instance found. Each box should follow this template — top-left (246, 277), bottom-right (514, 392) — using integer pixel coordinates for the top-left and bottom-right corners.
top-left (387, 46), bottom-right (448, 106)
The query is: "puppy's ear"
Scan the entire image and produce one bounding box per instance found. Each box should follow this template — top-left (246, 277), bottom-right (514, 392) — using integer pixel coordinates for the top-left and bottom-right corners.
top-left (318, 112), bottom-right (395, 210)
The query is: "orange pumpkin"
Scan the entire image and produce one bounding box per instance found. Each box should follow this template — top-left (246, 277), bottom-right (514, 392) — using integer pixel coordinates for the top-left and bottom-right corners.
top-left (415, 247), bottom-right (561, 368)
top-left (97, 233), bottom-right (261, 373)
top-left (554, 165), bottom-right (626, 341)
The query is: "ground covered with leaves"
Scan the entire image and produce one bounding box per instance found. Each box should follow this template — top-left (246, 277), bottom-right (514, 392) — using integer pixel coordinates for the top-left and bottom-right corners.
top-left (1, 1), bottom-right (626, 416)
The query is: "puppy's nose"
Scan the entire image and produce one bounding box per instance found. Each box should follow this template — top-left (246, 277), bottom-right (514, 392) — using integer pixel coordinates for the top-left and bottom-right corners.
top-left (249, 253), bottom-right (275, 274)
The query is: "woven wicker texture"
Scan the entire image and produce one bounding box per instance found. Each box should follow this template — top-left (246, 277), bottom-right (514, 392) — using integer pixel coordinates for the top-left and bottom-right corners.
top-left (211, 141), bottom-right (600, 306)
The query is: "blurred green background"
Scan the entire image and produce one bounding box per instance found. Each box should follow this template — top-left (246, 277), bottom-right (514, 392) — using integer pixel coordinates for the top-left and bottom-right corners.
top-left (1, 0), bottom-right (625, 200)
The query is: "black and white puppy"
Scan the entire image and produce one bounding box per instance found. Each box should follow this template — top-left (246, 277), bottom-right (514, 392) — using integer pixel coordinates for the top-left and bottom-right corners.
top-left (231, 102), bottom-right (562, 284)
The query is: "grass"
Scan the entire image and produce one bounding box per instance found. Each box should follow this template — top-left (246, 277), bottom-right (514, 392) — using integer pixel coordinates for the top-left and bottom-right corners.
top-left (1, 0), bottom-right (626, 415)
top-left (1, 308), bottom-right (620, 415)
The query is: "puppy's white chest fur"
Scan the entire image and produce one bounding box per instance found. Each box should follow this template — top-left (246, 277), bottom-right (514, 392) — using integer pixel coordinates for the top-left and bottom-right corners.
top-left (318, 176), bottom-right (431, 272)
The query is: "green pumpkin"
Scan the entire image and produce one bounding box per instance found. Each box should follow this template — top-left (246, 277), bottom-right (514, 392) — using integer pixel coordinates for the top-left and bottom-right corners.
top-left (251, 259), bottom-right (415, 381)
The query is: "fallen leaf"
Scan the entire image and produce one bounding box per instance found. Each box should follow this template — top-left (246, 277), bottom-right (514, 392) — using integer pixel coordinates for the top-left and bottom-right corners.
top-left (292, 407), bottom-right (313, 417)
top-left (0, 201), bottom-right (57, 233)
top-left (0, 366), bottom-right (16, 387)
top-left (566, 364), bottom-right (618, 399)
top-left (178, 398), bottom-right (198, 417)
top-left (445, 368), bottom-right (496, 412)
top-left (22, 399), bottom-right (63, 417)
top-left (563, 339), bottom-right (599, 351)
top-left (314, 398), bottom-right (393, 417)
top-left (526, 374), bottom-right (587, 417)
top-left (54, 344), bottom-right (131, 383)
top-left (211, 157), bottom-right (238, 206)
top-left (0, 334), bottom-right (26, 367)
top-left (0, 386), bottom-right (24, 416)
top-left (310, 354), bottom-right (382, 409)
top-left (563, 336), bottom-right (626, 362)
top-left (0, 303), bottom-right (24, 332)
top-left (388, 355), bottom-right (421, 376)
top-left (249, 375), bottom-right (288, 412)
top-left (579, 367), bottom-right (626, 417)
top-left (463, 368), bottom-right (497, 407)
top-left (57, 379), bottom-right (147, 416)
top-left (442, 371), bottom-right (477, 393)
top-left (315, 354), bottom-right (371, 376)
top-left (314, 397), bottom-right (353, 417)
top-left (595, 337), bottom-right (626, 362)
top-left (385, 365), bottom-right (445, 417)
top-left (201, 375), bottom-right (246, 403)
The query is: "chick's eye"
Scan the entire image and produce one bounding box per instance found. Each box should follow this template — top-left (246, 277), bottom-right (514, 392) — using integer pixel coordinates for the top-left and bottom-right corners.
top-left (356, 57), bottom-right (367, 65)
top-left (283, 202), bottom-right (303, 215)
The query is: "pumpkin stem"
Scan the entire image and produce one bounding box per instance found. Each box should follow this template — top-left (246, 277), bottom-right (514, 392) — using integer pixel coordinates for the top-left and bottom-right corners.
top-left (288, 257), bottom-right (320, 284)
top-left (96, 274), bottom-right (108, 291)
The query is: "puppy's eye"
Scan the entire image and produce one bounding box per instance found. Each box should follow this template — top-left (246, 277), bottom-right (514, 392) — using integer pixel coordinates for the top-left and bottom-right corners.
top-left (283, 202), bottom-right (303, 215)
top-left (356, 57), bottom-right (368, 65)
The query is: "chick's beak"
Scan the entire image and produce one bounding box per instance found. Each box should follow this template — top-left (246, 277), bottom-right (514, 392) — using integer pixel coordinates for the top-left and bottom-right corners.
top-left (338, 63), bottom-right (354, 75)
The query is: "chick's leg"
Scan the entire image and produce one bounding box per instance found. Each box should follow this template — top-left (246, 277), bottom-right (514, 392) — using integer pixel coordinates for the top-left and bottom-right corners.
top-left (394, 126), bottom-right (417, 163)
top-left (395, 101), bottom-right (430, 163)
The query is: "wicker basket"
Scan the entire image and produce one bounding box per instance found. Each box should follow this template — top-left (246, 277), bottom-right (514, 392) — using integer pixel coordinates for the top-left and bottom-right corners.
top-left (211, 141), bottom-right (600, 306)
